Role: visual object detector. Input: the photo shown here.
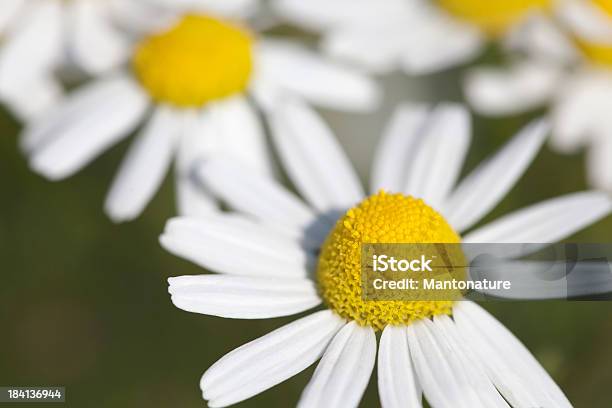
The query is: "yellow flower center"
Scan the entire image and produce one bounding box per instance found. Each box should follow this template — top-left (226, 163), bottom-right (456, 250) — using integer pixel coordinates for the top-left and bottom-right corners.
top-left (594, 0), bottom-right (612, 16)
top-left (132, 15), bottom-right (253, 108)
top-left (437, 0), bottom-right (551, 36)
top-left (577, 40), bottom-right (612, 67)
top-left (317, 191), bottom-right (461, 331)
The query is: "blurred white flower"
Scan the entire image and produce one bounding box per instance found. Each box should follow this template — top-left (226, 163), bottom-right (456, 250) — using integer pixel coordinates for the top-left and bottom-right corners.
top-left (162, 100), bottom-right (611, 407)
top-left (272, 0), bottom-right (551, 75)
top-left (465, 0), bottom-right (612, 190)
top-left (0, 0), bottom-right (267, 121)
top-left (20, 5), bottom-right (381, 223)
top-left (0, 0), bottom-right (139, 121)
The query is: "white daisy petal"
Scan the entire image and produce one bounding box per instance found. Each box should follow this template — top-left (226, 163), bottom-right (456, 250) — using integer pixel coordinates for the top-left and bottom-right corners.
top-left (322, 26), bottom-right (406, 74)
top-left (378, 325), bottom-right (421, 408)
top-left (0, 0), bottom-right (63, 97)
top-left (401, 14), bottom-right (483, 75)
top-left (270, 97), bottom-right (364, 214)
top-left (444, 119), bottom-right (548, 232)
top-left (249, 73), bottom-right (283, 114)
top-left (175, 97), bottom-right (271, 218)
top-left (430, 316), bottom-right (510, 407)
top-left (174, 177), bottom-right (217, 218)
top-left (257, 40), bottom-right (381, 112)
top-left (504, 13), bottom-right (577, 63)
top-left (453, 304), bottom-right (547, 406)
top-left (551, 71), bottom-right (612, 153)
top-left (107, 0), bottom-right (177, 35)
top-left (160, 216), bottom-right (312, 278)
top-left (454, 301), bottom-right (572, 407)
top-left (5, 74), bottom-right (62, 123)
top-left (557, 0), bottom-right (612, 43)
top-left (201, 310), bottom-right (345, 407)
top-left (404, 103), bottom-right (471, 211)
top-left (207, 96), bottom-right (272, 175)
top-left (271, 0), bottom-right (337, 29)
top-left (406, 319), bottom-right (482, 408)
top-left (299, 322), bottom-right (376, 408)
top-left (168, 275), bottom-right (320, 319)
top-left (185, 0), bottom-right (258, 18)
top-left (464, 191), bottom-right (612, 243)
top-left (465, 61), bottom-right (562, 116)
top-left (175, 110), bottom-right (218, 217)
top-left (587, 132), bottom-right (612, 191)
top-left (26, 75), bottom-right (149, 180)
top-left (370, 104), bottom-right (430, 194)
top-left (272, 0), bottom-right (392, 30)
top-left (68, 0), bottom-right (130, 74)
top-left (198, 159), bottom-right (326, 238)
top-left (0, 0), bottom-right (24, 34)
top-left (104, 106), bottom-right (180, 223)
top-left (551, 91), bottom-right (589, 153)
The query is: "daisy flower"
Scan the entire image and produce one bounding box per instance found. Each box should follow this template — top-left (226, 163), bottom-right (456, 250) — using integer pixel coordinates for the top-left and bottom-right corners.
top-left (0, 0), bottom-right (137, 121)
top-left (0, 0), bottom-right (257, 121)
top-left (465, 0), bottom-right (612, 190)
top-left (162, 100), bottom-right (612, 407)
top-left (19, 5), bottom-right (380, 223)
top-left (271, 0), bottom-right (552, 75)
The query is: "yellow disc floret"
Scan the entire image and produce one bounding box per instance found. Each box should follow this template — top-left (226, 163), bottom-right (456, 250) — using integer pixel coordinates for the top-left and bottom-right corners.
top-left (437, 0), bottom-right (551, 36)
top-left (577, 40), bottom-right (612, 67)
top-left (133, 15), bottom-right (253, 108)
top-left (594, 0), bottom-right (612, 16)
top-left (317, 191), bottom-right (461, 331)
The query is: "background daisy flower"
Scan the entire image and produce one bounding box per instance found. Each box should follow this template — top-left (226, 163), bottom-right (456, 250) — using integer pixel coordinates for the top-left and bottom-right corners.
top-left (271, 0), bottom-right (551, 75)
top-left (19, 5), bottom-right (380, 223)
top-left (0, 0), bottom-right (137, 121)
top-left (0, 0), bottom-right (258, 123)
top-left (162, 100), bottom-right (612, 407)
top-left (465, 0), bottom-right (612, 190)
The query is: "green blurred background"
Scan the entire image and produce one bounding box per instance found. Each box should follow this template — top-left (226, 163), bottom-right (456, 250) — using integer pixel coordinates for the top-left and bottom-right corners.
top-left (1, 61), bottom-right (612, 408)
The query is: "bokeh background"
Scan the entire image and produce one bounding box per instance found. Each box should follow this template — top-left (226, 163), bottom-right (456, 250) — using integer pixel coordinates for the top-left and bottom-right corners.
top-left (1, 46), bottom-right (612, 407)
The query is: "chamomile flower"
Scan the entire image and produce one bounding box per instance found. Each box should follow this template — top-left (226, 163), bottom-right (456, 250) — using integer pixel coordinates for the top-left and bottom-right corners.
top-left (271, 0), bottom-right (551, 74)
top-left (20, 8), bottom-right (380, 223)
top-left (0, 0), bottom-right (138, 121)
top-left (162, 100), bottom-right (612, 407)
top-left (465, 0), bottom-right (612, 190)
